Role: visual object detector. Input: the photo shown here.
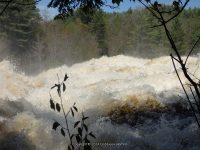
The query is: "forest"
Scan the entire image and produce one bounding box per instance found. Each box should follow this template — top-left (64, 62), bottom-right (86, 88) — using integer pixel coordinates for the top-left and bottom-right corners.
top-left (0, 1), bottom-right (200, 74)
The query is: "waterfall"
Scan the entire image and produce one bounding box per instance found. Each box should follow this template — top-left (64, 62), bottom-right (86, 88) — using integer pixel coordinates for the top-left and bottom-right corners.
top-left (0, 55), bottom-right (200, 150)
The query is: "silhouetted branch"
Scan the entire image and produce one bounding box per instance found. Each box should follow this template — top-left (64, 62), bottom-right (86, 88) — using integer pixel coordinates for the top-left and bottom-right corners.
top-left (150, 1), bottom-right (200, 108)
top-left (185, 36), bottom-right (200, 65)
top-left (159, 8), bottom-right (177, 14)
top-left (139, 0), bottom-right (161, 21)
top-left (190, 86), bottom-right (200, 114)
top-left (171, 55), bottom-right (181, 63)
top-left (171, 55), bottom-right (200, 128)
top-left (0, 0), bottom-right (12, 16)
top-left (56, 73), bottom-right (73, 146)
top-left (139, 0), bottom-right (200, 128)
top-left (152, 0), bottom-right (190, 28)
top-left (49, 73), bottom-right (95, 150)
top-left (162, 0), bottom-right (190, 24)
top-left (187, 71), bottom-right (200, 82)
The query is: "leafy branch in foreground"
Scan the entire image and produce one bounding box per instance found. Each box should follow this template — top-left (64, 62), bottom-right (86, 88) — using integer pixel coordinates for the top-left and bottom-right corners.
top-left (49, 73), bottom-right (96, 150)
top-left (138, 0), bottom-right (200, 128)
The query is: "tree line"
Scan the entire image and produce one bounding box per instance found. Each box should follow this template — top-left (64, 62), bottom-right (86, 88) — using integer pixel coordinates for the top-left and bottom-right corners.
top-left (0, 0), bottom-right (200, 74)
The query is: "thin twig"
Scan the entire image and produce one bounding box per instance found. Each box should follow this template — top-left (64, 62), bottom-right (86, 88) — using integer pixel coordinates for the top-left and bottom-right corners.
top-left (187, 70), bottom-right (200, 82)
top-left (139, 0), bottom-right (161, 21)
top-left (185, 36), bottom-right (200, 65)
top-left (171, 56), bottom-right (200, 128)
top-left (171, 55), bottom-right (181, 63)
top-left (0, 0), bottom-right (12, 16)
top-left (57, 74), bottom-right (72, 145)
top-left (163, 0), bottom-right (190, 24)
top-left (156, 4), bottom-right (200, 103)
top-left (152, 0), bottom-right (190, 27)
top-left (190, 86), bottom-right (200, 114)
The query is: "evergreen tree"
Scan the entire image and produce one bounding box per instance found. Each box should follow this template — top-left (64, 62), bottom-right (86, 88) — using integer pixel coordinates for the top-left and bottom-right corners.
top-left (0, 0), bottom-right (41, 55)
top-left (90, 10), bottom-right (108, 56)
top-left (75, 8), bottom-right (94, 24)
top-left (75, 8), bottom-right (108, 56)
top-left (171, 18), bottom-right (185, 54)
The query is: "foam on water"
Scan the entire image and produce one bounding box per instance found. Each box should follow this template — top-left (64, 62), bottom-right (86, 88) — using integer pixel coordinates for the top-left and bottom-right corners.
top-left (0, 55), bottom-right (200, 149)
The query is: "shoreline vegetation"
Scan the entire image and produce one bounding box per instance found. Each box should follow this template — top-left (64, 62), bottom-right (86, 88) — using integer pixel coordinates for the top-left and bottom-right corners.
top-left (1, 6), bottom-right (200, 74)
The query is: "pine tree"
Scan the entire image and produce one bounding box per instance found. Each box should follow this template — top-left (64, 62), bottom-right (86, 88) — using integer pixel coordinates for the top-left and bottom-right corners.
top-left (171, 18), bottom-right (185, 54)
top-left (0, 0), bottom-right (41, 55)
top-left (90, 10), bottom-right (108, 56)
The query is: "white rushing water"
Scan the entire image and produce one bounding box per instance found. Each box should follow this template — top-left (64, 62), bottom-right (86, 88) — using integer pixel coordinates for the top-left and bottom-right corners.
top-left (0, 55), bottom-right (200, 150)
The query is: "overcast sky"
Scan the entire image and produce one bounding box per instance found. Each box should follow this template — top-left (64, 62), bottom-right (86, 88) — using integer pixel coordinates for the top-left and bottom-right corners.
top-left (37, 0), bottom-right (200, 19)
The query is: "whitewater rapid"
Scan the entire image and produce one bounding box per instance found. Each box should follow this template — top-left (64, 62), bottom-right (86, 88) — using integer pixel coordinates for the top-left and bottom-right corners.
top-left (0, 55), bottom-right (200, 150)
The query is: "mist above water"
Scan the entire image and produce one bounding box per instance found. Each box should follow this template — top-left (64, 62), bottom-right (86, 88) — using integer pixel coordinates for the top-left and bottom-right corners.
top-left (0, 55), bottom-right (200, 150)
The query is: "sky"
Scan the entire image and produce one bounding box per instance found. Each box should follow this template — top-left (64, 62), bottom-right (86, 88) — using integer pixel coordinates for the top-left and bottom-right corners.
top-left (37, 0), bottom-right (200, 19)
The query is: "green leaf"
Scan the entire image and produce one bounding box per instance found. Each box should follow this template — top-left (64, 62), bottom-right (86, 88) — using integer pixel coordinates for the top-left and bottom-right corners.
top-left (50, 98), bottom-right (55, 110)
top-left (112, 0), bottom-right (123, 5)
top-left (173, 1), bottom-right (180, 11)
top-left (73, 106), bottom-right (78, 112)
top-left (74, 121), bottom-right (80, 128)
top-left (82, 117), bottom-right (89, 121)
top-left (57, 85), bottom-right (61, 97)
top-left (76, 135), bottom-right (81, 143)
top-left (61, 128), bottom-right (65, 136)
top-left (71, 108), bottom-right (74, 117)
top-left (173, 1), bottom-right (179, 6)
top-left (64, 74), bottom-right (68, 81)
top-left (83, 124), bottom-right (88, 132)
top-left (52, 122), bottom-right (60, 130)
top-left (56, 103), bottom-right (61, 112)
top-left (78, 127), bottom-right (82, 136)
top-left (154, 1), bottom-right (158, 7)
top-left (153, 1), bottom-right (162, 8)
top-left (63, 83), bottom-right (66, 92)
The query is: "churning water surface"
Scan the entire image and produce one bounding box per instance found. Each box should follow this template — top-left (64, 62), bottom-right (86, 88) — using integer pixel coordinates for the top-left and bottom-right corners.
top-left (0, 55), bottom-right (200, 150)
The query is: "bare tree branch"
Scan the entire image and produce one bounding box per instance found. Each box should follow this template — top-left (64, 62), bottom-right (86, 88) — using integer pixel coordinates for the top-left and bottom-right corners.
top-left (0, 0), bottom-right (12, 16)
top-left (138, 0), bottom-right (161, 21)
top-left (185, 36), bottom-right (200, 65)
top-left (171, 55), bottom-right (200, 128)
top-left (190, 86), bottom-right (200, 114)
top-left (163, 0), bottom-right (190, 24)
top-left (171, 54), bottom-right (181, 63)
top-left (152, 0), bottom-right (190, 28)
